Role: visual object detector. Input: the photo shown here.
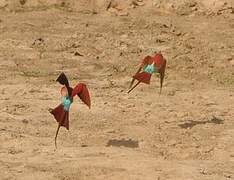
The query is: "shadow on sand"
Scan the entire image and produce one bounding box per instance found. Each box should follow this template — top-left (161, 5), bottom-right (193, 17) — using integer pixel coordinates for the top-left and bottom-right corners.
top-left (106, 139), bottom-right (139, 148)
top-left (179, 116), bottom-right (224, 129)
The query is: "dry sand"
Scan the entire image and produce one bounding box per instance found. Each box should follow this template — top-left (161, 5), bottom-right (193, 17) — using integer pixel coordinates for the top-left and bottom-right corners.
top-left (0, 0), bottom-right (234, 179)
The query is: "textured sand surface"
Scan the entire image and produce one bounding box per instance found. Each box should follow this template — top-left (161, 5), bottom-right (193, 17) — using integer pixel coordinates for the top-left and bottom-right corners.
top-left (0, 0), bottom-right (233, 179)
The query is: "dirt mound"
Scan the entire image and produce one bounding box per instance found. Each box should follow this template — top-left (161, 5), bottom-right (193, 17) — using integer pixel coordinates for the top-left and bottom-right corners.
top-left (0, 0), bottom-right (233, 15)
top-left (153, 0), bottom-right (233, 15)
top-left (201, 0), bottom-right (234, 15)
top-left (0, 0), bottom-right (111, 12)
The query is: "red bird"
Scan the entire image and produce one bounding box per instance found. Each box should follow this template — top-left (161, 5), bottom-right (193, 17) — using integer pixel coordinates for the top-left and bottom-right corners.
top-left (128, 52), bottom-right (167, 94)
top-left (49, 73), bottom-right (91, 148)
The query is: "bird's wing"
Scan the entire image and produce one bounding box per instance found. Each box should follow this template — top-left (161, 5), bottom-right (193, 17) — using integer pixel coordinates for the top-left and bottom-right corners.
top-left (72, 83), bottom-right (91, 108)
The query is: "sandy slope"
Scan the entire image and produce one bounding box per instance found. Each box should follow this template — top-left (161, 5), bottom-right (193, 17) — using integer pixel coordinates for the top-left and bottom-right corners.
top-left (0, 1), bottom-right (234, 180)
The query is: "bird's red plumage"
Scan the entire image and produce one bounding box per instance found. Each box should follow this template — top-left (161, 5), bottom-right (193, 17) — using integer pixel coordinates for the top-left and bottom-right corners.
top-left (72, 83), bottom-right (91, 108)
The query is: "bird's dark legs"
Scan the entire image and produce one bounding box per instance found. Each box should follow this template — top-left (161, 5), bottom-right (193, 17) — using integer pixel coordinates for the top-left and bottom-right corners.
top-left (54, 123), bottom-right (61, 149)
top-left (128, 81), bottom-right (141, 93)
top-left (129, 67), bottom-right (142, 89)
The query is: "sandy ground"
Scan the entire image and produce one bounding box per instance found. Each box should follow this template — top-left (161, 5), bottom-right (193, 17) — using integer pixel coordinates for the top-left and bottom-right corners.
top-left (0, 1), bottom-right (234, 179)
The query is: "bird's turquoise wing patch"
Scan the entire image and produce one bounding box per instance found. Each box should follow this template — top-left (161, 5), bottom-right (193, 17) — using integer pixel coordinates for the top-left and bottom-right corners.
top-left (62, 97), bottom-right (73, 111)
top-left (143, 64), bottom-right (157, 74)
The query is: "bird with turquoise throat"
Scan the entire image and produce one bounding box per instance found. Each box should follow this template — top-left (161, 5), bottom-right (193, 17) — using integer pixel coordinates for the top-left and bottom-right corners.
top-left (49, 73), bottom-right (91, 148)
top-left (128, 52), bottom-right (167, 94)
